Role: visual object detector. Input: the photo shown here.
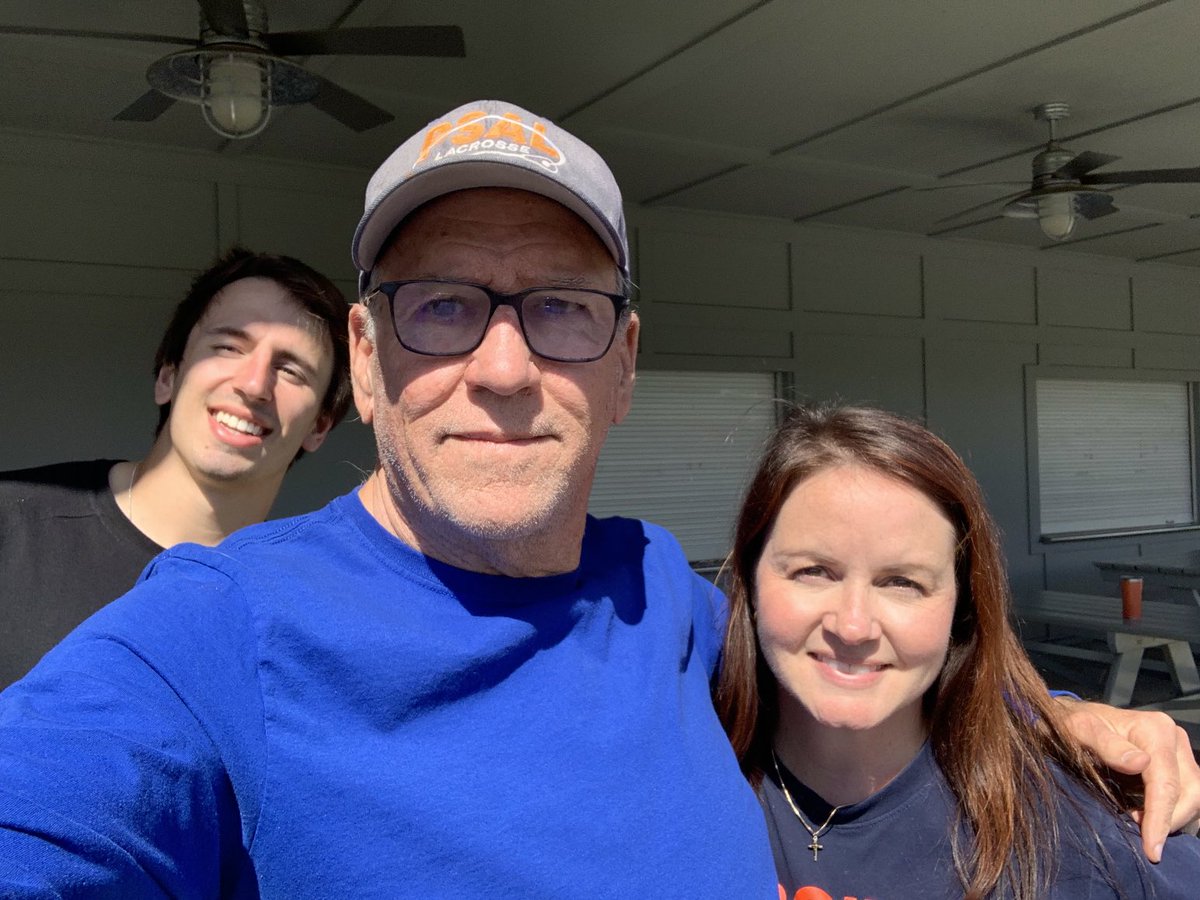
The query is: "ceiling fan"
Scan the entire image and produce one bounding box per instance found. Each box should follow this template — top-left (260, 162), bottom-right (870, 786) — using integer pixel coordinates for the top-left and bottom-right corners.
top-left (933, 101), bottom-right (1200, 241)
top-left (0, 0), bottom-right (464, 139)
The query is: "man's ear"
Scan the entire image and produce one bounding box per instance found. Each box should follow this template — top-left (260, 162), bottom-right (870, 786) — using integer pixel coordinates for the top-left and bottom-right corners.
top-left (348, 305), bottom-right (378, 425)
top-left (153, 365), bottom-right (176, 406)
top-left (301, 412), bottom-right (335, 453)
top-left (611, 313), bottom-right (639, 426)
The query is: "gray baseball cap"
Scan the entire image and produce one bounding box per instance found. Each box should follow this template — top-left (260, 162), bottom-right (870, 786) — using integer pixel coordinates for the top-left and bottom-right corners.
top-left (352, 99), bottom-right (628, 294)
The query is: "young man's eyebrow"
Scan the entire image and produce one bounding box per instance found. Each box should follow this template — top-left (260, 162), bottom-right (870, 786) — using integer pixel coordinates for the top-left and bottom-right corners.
top-left (203, 325), bottom-right (320, 375)
top-left (203, 324), bottom-right (250, 340)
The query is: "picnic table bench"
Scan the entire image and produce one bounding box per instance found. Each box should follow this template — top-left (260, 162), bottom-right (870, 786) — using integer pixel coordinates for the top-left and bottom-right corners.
top-left (1013, 590), bottom-right (1200, 707)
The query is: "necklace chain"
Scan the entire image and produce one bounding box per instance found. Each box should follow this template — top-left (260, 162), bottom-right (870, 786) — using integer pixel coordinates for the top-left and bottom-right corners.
top-left (771, 750), bottom-right (840, 862)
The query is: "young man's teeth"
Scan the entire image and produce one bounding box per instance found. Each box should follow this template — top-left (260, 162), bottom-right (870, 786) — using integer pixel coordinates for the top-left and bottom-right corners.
top-left (214, 411), bottom-right (264, 436)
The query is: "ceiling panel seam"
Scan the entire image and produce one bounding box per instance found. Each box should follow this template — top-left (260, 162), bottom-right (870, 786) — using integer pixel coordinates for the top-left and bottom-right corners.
top-left (644, 0), bottom-right (1170, 204)
top-left (940, 94), bottom-right (1200, 180)
top-left (556, 0), bottom-right (775, 121)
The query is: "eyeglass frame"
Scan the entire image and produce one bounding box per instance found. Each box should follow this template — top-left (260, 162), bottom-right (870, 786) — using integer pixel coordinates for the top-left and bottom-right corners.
top-left (364, 278), bottom-right (633, 363)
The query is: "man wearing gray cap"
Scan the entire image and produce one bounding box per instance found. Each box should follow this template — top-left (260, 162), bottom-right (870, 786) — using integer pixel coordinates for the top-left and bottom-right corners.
top-left (0, 100), bottom-right (777, 897)
top-left (0, 100), bottom-right (1194, 896)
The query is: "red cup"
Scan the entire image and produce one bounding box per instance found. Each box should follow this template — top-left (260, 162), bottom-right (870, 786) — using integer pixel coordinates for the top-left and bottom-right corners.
top-left (1120, 576), bottom-right (1143, 620)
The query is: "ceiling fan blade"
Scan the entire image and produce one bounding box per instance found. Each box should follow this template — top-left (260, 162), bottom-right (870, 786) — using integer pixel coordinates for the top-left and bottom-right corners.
top-left (0, 25), bottom-right (193, 46)
top-left (1053, 151), bottom-right (1120, 181)
top-left (266, 25), bottom-right (465, 57)
top-left (197, 0), bottom-right (249, 36)
top-left (308, 76), bottom-right (394, 132)
top-left (1076, 193), bottom-right (1119, 220)
top-left (114, 90), bottom-right (176, 122)
top-left (933, 189), bottom-right (1030, 224)
top-left (1080, 167), bottom-right (1200, 184)
top-left (916, 181), bottom-right (1026, 192)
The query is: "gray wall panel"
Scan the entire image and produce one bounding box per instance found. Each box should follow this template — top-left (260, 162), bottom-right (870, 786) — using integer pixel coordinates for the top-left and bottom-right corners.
top-left (651, 323), bottom-right (793, 359)
top-left (238, 184), bottom-right (363, 283)
top-left (1038, 268), bottom-right (1130, 330)
top-left (926, 337), bottom-right (1040, 598)
top-left (0, 277), bottom-right (175, 467)
top-left (1136, 348), bottom-right (1200, 370)
top-left (639, 302), bottom-right (794, 362)
top-left (925, 254), bottom-right (1035, 324)
top-left (0, 161), bottom-right (217, 270)
top-left (1134, 276), bottom-right (1200, 335)
top-left (638, 228), bottom-right (790, 310)
top-left (792, 243), bottom-right (921, 317)
top-left (792, 333), bottom-right (924, 419)
top-left (1039, 343), bottom-right (1133, 368)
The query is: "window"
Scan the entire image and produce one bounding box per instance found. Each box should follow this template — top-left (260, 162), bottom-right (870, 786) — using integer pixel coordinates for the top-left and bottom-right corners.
top-left (589, 370), bottom-right (778, 562)
top-left (1034, 377), bottom-right (1196, 538)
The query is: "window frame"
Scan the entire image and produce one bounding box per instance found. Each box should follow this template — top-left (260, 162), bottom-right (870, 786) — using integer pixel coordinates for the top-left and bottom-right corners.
top-left (1025, 364), bottom-right (1200, 552)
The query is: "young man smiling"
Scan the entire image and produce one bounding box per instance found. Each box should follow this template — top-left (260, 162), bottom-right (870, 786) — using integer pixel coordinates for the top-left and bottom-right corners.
top-left (0, 247), bottom-right (352, 686)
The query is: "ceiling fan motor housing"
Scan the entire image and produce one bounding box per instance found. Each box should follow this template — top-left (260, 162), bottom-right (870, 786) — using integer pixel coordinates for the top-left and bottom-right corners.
top-left (1033, 145), bottom-right (1079, 188)
top-left (200, 0), bottom-right (266, 45)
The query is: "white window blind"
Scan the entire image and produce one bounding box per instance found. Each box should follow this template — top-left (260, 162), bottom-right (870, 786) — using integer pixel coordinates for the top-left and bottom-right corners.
top-left (1036, 379), bottom-right (1194, 535)
top-left (589, 371), bottom-right (777, 561)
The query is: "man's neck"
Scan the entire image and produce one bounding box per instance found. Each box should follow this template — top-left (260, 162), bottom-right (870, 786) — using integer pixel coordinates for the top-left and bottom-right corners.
top-left (109, 453), bottom-right (279, 549)
top-left (357, 471), bottom-right (585, 577)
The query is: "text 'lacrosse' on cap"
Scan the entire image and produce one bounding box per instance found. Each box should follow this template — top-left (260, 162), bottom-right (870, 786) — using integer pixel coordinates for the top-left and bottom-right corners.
top-left (351, 100), bottom-right (629, 291)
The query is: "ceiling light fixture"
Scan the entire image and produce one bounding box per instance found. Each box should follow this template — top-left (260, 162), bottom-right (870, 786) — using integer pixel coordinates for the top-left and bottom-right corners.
top-left (143, 4), bottom-right (320, 140)
top-left (1000, 103), bottom-right (1095, 242)
top-left (1003, 184), bottom-right (1087, 241)
top-left (200, 52), bottom-right (270, 138)
top-left (146, 45), bottom-right (318, 140)
top-left (1035, 192), bottom-right (1077, 241)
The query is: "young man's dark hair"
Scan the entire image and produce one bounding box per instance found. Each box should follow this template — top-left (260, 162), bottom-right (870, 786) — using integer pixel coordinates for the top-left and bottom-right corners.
top-left (153, 246), bottom-right (353, 446)
top-left (0, 245), bottom-right (351, 688)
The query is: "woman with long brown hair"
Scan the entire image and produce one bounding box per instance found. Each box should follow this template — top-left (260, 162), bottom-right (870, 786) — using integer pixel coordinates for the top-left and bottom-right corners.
top-left (717, 403), bottom-right (1200, 898)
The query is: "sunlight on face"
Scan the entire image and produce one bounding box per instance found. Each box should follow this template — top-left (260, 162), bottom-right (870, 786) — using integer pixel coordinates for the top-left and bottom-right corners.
top-left (355, 189), bottom-right (637, 557)
top-left (156, 277), bottom-right (334, 487)
top-left (754, 464), bottom-right (958, 750)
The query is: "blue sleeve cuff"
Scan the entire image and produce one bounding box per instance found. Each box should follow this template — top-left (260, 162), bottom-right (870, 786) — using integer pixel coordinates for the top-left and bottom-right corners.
top-left (1049, 689), bottom-right (1082, 701)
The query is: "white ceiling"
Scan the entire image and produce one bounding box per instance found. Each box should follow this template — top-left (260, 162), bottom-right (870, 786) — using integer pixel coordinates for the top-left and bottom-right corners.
top-left (6, 0), bottom-right (1200, 265)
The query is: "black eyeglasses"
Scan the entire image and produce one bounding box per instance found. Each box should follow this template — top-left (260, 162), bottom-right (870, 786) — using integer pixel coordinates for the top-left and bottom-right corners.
top-left (368, 279), bottom-right (631, 363)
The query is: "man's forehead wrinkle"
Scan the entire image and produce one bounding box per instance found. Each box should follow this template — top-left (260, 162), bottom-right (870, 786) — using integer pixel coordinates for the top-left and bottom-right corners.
top-left (379, 236), bottom-right (611, 289)
top-left (373, 189), bottom-right (617, 295)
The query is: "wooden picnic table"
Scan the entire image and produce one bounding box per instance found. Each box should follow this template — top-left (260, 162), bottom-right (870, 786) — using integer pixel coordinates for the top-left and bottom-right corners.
top-left (1013, 590), bottom-right (1200, 707)
top-left (1094, 551), bottom-right (1200, 607)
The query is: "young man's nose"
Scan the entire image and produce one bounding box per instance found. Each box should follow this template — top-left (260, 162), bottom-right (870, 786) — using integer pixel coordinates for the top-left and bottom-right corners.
top-left (231, 351), bottom-right (275, 401)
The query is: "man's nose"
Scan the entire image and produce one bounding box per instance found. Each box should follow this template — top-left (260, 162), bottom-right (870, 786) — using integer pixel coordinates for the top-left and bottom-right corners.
top-left (463, 306), bottom-right (540, 395)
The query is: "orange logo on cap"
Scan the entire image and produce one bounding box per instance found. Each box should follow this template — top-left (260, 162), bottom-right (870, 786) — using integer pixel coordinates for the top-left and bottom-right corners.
top-left (413, 110), bottom-right (563, 172)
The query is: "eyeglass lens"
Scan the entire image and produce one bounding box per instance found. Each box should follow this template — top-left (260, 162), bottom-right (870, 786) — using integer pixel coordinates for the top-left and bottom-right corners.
top-left (387, 282), bottom-right (621, 362)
